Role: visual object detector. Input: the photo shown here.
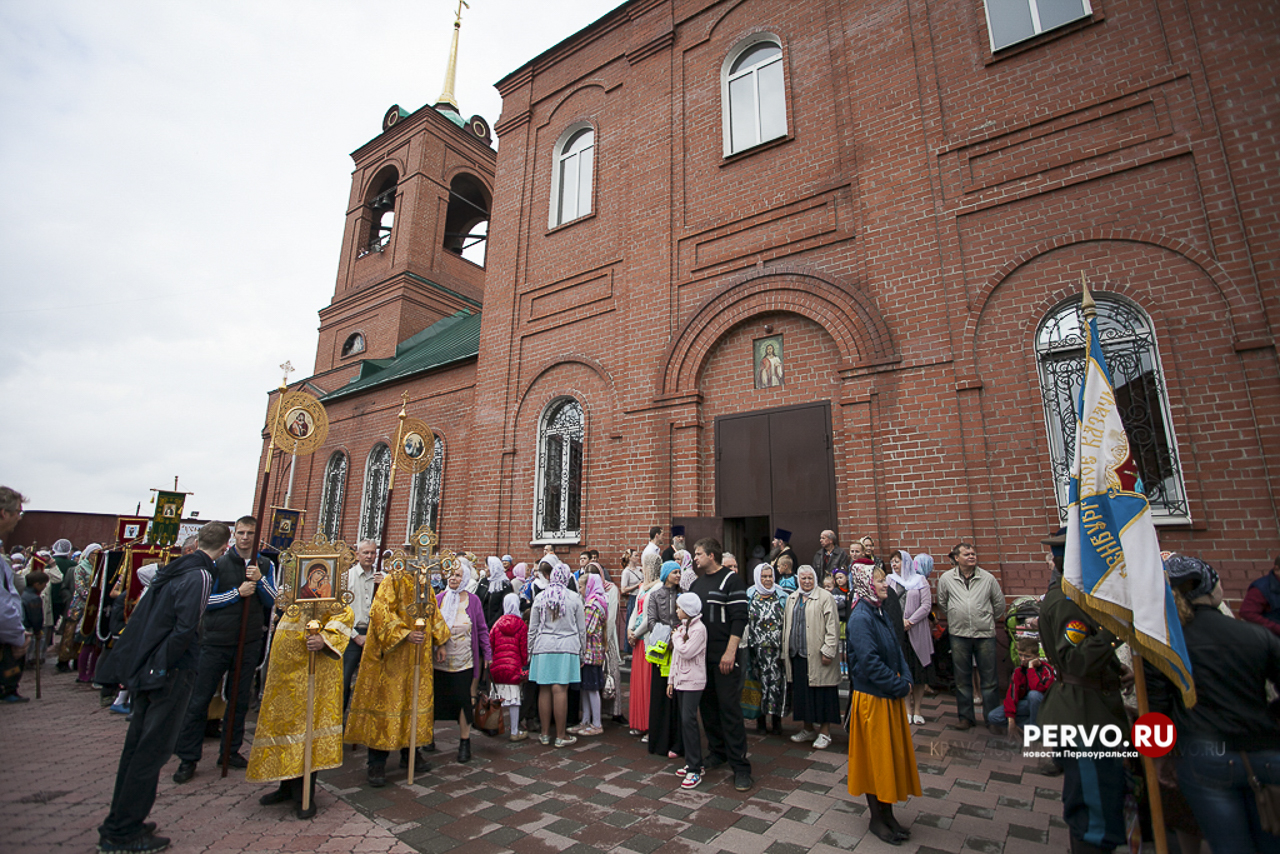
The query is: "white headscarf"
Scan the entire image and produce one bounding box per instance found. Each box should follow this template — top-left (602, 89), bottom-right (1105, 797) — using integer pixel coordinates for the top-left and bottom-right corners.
top-left (753, 562), bottom-right (778, 598)
top-left (458, 555), bottom-right (479, 593)
top-left (441, 560), bottom-right (473, 622)
top-left (888, 549), bottom-right (926, 590)
top-left (502, 591), bottom-right (522, 616)
top-left (488, 555), bottom-right (511, 596)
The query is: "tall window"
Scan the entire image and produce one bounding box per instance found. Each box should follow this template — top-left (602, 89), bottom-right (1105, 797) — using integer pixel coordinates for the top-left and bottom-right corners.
top-left (443, 173), bottom-right (490, 267)
top-left (358, 443), bottom-right (391, 542)
top-left (549, 124), bottom-right (594, 227)
top-left (984, 0), bottom-right (1092, 51)
top-left (535, 398), bottom-right (585, 540)
top-left (722, 36), bottom-right (787, 156)
top-left (407, 435), bottom-right (444, 539)
top-left (318, 451), bottom-right (348, 541)
top-left (360, 168), bottom-right (398, 257)
top-left (1036, 295), bottom-right (1188, 522)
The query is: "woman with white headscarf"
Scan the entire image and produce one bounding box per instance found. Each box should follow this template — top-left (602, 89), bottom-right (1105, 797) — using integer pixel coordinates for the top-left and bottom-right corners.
top-left (434, 559), bottom-right (492, 763)
top-left (748, 562), bottom-right (787, 735)
top-left (783, 565), bottom-right (840, 748)
top-left (529, 565), bottom-right (586, 747)
top-left (483, 556), bottom-right (511, 631)
top-left (887, 552), bottom-right (933, 724)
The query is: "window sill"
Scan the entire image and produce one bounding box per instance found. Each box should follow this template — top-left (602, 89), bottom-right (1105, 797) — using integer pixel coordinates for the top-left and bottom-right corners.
top-left (530, 535), bottom-right (582, 547)
top-left (721, 133), bottom-right (793, 167)
top-left (983, 9), bottom-right (1103, 65)
top-left (546, 211), bottom-right (596, 236)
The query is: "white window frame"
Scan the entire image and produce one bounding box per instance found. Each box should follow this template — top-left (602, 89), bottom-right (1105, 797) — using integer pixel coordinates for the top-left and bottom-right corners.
top-left (405, 434), bottom-right (445, 541)
top-left (548, 122), bottom-right (595, 228)
top-left (984, 0), bottom-right (1093, 52)
top-left (357, 443), bottom-right (391, 543)
top-left (318, 451), bottom-right (348, 541)
top-left (532, 397), bottom-right (585, 544)
top-left (721, 33), bottom-right (788, 157)
top-left (1034, 294), bottom-right (1190, 525)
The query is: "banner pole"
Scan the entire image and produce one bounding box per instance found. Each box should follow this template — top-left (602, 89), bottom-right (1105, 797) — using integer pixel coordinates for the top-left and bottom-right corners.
top-left (301, 619), bottom-right (321, 812)
top-left (1132, 652), bottom-right (1169, 854)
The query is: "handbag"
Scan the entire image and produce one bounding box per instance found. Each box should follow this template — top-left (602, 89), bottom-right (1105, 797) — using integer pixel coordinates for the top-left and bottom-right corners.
top-left (645, 623), bottom-right (672, 664)
top-left (1241, 752), bottom-right (1280, 836)
top-left (473, 671), bottom-right (503, 735)
top-left (740, 676), bottom-right (762, 720)
top-left (603, 673), bottom-right (616, 700)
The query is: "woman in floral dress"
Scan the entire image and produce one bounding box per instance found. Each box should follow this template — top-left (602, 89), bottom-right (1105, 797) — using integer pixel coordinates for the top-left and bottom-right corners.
top-left (748, 563), bottom-right (787, 735)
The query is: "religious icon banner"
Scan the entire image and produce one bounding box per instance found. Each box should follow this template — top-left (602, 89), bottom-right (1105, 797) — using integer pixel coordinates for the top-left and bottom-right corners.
top-left (115, 515), bottom-right (151, 545)
top-left (269, 507), bottom-right (303, 551)
top-left (149, 492), bottom-right (185, 545)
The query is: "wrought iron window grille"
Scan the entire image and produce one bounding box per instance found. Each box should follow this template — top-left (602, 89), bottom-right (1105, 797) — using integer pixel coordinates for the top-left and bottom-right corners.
top-left (535, 399), bottom-right (585, 540)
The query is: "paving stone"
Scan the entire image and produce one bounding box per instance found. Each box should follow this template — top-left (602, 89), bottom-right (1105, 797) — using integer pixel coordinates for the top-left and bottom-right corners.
top-left (954, 778), bottom-right (987, 792)
top-left (601, 811), bottom-right (641, 828)
top-left (764, 842), bottom-right (810, 854)
top-left (782, 806), bottom-right (817, 824)
top-left (957, 804), bottom-right (997, 820)
top-left (480, 826), bottom-right (524, 847)
top-left (818, 829), bottom-right (861, 849)
top-left (997, 795), bottom-right (1033, 810)
top-left (543, 817), bottom-right (585, 837)
top-left (915, 813), bottom-right (954, 830)
top-left (963, 836), bottom-right (1005, 854)
top-left (989, 771), bottom-right (1022, 785)
top-left (658, 803), bottom-right (694, 820)
top-left (678, 823), bottom-right (721, 843)
top-left (922, 786), bottom-right (951, 799)
top-left (733, 815), bottom-right (772, 834)
top-left (476, 804), bottom-right (515, 822)
top-left (1007, 823), bottom-right (1048, 843)
top-left (398, 824), bottom-right (461, 853)
top-left (619, 834), bottom-right (666, 854)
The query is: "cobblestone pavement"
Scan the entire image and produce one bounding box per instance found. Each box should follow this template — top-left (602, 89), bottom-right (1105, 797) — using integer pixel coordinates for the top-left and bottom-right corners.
top-left (1, 660), bottom-right (1067, 853)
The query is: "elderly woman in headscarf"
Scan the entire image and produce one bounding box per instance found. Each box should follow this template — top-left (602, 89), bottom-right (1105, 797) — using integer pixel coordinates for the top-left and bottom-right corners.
top-left (482, 556), bottom-right (512, 630)
top-left (887, 551), bottom-right (933, 725)
top-left (528, 565), bottom-right (586, 747)
top-left (433, 558), bottom-right (492, 763)
top-left (675, 549), bottom-right (696, 593)
top-left (61, 543), bottom-right (104, 683)
top-left (1143, 555), bottom-right (1280, 854)
top-left (641, 560), bottom-right (684, 757)
top-left (748, 561), bottom-right (787, 735)
top-left (846, 561), bottom-right (919, 844)
top-left (783, 565), bottom-right (841, 748)
top-left (626, 551), bottom-right (663, 735)
top-left (584, 560), bottom-right (626, 724)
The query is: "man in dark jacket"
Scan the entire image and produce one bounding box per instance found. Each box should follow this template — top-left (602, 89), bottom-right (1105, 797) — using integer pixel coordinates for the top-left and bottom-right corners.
top-left (96, 521), bottom-right (224, 854)
top-left (173, 515), bottom-right (277, 781)
top-left (811, 529), bottom-right (851, 585)
top-left (1037, 563), bottom-right (1130, 854)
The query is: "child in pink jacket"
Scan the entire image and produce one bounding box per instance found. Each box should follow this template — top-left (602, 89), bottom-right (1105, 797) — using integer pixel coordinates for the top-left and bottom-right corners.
top-left (668, 592), bottom-right (707, 788)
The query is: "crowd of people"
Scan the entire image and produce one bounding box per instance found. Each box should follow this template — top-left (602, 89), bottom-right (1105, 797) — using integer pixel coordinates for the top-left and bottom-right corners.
top-left (3, 484), bottom-right (1280, 854)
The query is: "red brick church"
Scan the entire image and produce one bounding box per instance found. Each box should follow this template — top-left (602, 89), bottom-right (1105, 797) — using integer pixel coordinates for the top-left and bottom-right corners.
top-left (255, 0), bottom-right (1280, 601)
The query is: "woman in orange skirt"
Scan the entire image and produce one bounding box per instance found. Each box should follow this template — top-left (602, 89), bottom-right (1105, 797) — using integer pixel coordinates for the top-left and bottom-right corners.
top-left (846, 563), bottom-right (921, 845)
top-left (625, 553), bottom-right (662, 735)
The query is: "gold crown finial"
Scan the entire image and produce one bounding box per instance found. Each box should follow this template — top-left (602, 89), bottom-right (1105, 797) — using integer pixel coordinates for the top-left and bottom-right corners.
top-left (279, 360), bottom-right (294, 391)
top-left (1080, 273), bottom-right (1097, 322)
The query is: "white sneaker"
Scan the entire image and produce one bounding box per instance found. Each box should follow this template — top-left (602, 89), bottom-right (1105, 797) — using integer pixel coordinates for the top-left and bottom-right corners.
top-left (914, 715), bottom-right (926, 725)
top-left (790, 729), bottom-right (816, 743)
top-left (812, 733), bottom-right (832, 749)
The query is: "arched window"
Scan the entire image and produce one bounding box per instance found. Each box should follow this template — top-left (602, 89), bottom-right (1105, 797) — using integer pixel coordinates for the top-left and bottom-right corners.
top-left (722, 36), bottom-right (787, 156)
top-left (407, 435), bottom-right (445, 539)
top-left (549, 124), bottom-right (594, 228)
top-left (1036, 295), bottom-right (1188, 522)
top-left (534, 398), bottom-right (585, 540)
top-left (341, 332), bottom-right (366, 357)
top-left (318, 451), bottom-right (348, 541)
top-left (358, 443), bottom-right (392, 542)
top-left (360, 168), bottom-right (398, 257)
top-left (443, 173), bottom-right (490, 267)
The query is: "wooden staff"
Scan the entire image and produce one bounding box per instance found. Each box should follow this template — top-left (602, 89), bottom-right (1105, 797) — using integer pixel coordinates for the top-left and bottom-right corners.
top-left (302, 619), bottom-right (321, 812)
top-left (407, 617), bottom-right (426, 785)
top-left (1131, 652), bottom-right (1169, 854)
top-left (374, 394), bottom-right (410, 587)
top-left (222, 387), bottom-right (282, 777)
top-left (33, 626), bottom-right (42, 700)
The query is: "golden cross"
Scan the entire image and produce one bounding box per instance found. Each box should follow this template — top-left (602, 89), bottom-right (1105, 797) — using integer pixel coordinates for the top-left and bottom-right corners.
top-left (454, 0), bottom-right (469, 25)
top-left (280, 360), bottom-right (294, 388)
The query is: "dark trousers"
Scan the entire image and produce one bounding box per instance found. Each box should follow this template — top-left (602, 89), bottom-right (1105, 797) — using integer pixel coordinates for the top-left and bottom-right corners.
top-left (699, 646), bottom-right (751, 775)
top-left (99, 669), bottom-right (196, 842)
top-left (1060, 755), bottom-right (1127, 851)
top-left (950, 635), bottom-right (1000, 724)
top-left (342, 637), bottom-right (364, 710)
top-left (648, 664), bottom-right (682, 757)
top-left (175, 641), bottom-right (261, 762)
top-left (677, 689), bottom-right (703, 773)
top-left (0, 643), bottom-right (24, 698)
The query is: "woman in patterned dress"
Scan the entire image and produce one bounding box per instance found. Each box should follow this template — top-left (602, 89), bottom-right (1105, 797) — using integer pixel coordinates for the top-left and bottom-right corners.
top-left (748, 563), bottom-right (787, 735)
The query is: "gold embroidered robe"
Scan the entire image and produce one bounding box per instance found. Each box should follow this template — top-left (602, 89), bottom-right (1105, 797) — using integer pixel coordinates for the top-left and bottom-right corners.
top-left (343, 573), bottom-right (451, 750)
top-left (246, 605), bottom-right (353, 782)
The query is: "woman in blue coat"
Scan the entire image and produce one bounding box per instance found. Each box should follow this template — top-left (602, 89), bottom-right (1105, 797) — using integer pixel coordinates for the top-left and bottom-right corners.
top-left (846, 563), bottom-right (921, 845)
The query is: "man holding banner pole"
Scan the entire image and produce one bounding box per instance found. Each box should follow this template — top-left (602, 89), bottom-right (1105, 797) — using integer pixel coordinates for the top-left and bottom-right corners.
top-left (1038, 277), bottom-right (1195, 854)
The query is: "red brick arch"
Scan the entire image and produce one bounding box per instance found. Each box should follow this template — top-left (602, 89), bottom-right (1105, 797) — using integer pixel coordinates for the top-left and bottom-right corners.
top-left (659, 265), bottom-right (895, 397)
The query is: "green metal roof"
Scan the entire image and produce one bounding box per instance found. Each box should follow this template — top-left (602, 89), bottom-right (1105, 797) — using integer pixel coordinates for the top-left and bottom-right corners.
top-left (322, 310), bottom-right (481, 401)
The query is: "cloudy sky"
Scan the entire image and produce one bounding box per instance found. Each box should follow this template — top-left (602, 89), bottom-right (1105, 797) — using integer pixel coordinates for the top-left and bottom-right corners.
top-left (0, 0), bottom-right (614, 520)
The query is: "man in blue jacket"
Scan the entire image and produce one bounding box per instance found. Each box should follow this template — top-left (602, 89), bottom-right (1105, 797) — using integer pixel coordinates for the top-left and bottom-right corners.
top-left (97, 521), bottom-right (224, 854)
top-left (172, 515), bottom-right (277, 781)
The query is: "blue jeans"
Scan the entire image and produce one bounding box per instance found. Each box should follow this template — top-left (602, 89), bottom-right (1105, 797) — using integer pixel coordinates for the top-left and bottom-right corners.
top-left (950, 635), bottom-right (999, 725)
top-left (1178, 743), bottom-right (1280, 854)
top-left (987, 690), bottom-right (1043, 728)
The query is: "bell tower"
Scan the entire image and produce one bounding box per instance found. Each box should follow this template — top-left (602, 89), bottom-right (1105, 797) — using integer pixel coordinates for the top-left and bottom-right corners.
top-left (314, 0), bottom-right (496, 376)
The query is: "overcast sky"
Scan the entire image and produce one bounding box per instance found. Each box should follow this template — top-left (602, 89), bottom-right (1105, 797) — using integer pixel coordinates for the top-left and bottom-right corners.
top-left (0, 0), bottom-right (614, 521)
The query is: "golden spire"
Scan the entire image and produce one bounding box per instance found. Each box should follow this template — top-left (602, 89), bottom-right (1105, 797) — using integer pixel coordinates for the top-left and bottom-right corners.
top-left (435, 0), bottom-right (469, 113)
top-left (1080, 272), bottom-right (1096, 323)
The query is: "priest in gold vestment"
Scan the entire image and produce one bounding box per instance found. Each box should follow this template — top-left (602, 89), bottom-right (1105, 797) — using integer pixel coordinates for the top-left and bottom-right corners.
top-left (247, 603), bottom-right (354, 818)
top-left (344, 570), bottom-right (451, 786)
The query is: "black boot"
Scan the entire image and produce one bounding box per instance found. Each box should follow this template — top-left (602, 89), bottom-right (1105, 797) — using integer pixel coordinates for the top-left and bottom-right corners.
top-left (367, 762), bottom-right (386, 788)
top-left (756, 716), bottom-right (767, 733)
top-left (295, 773), bottom-right (318, 819)
top-left (458, 737), bottom-right (472, 763)
top-left (771, 714), bottom-right (782, 735)
top-left (865, 795), bottom-right (900, 845)
top-left (258, 780), bottom-right (293, 806)
top-left (881, 801), bottom-right (910, 841)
